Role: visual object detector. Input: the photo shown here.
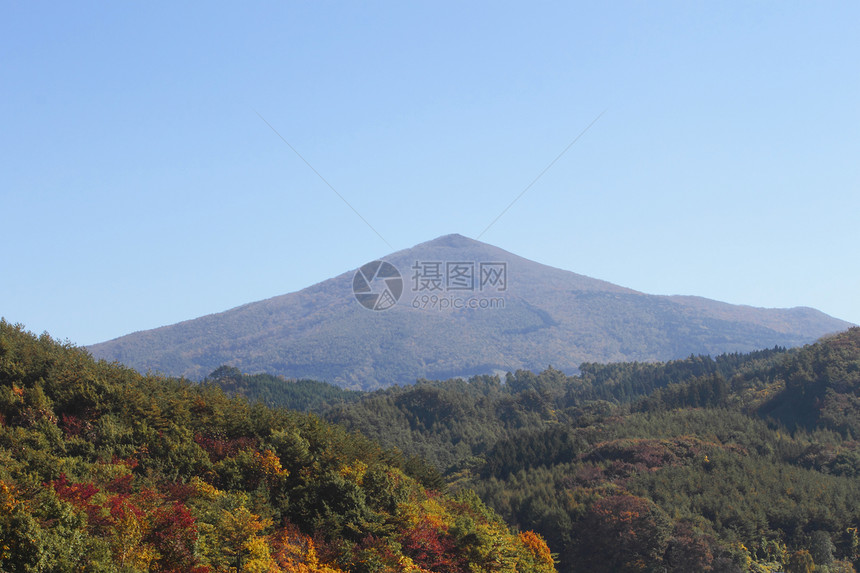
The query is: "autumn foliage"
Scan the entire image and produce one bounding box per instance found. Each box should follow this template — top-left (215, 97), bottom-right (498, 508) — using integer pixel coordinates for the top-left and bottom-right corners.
top-left (0, 320), bottom-right (553, 572)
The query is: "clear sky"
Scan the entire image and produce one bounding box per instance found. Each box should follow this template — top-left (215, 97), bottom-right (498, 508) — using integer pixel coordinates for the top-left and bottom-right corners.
top-left (3, 2), bottom-right (858, 346)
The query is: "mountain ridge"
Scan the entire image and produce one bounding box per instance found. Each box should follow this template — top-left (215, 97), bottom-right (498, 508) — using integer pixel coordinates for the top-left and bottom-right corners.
top-left (87, 234), bottom-right (854, 389)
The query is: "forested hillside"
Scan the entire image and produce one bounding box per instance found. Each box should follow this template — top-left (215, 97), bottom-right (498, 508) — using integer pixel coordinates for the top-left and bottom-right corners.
top-left (217, 328), bottom-right (860, 572)
top-left (0, 320), bottom-right (554, 573)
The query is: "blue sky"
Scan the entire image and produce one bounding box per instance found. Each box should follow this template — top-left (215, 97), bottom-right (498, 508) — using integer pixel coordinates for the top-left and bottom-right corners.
top-left (2, 2), bottom-right (858, 346)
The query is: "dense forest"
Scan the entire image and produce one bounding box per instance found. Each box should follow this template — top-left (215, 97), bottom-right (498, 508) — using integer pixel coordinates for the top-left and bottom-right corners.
top-left (0, 320), bottom-right (555, 572)
top-left (213, 329), bottom-right (860, 573)
top-left (6, 316), bottom-right (860, 573)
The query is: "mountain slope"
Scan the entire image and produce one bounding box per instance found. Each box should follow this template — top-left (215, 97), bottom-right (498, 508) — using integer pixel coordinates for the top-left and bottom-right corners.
top-left (87, 234), bottom-right (853, 389)
top-left (0, 320), bottom-right (555, 572)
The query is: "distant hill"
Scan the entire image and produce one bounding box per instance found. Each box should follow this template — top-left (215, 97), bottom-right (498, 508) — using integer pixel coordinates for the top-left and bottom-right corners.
top-left (87, 234), bottom-right (854, 390)
top-left (203, 365), bottom-right (362, 414)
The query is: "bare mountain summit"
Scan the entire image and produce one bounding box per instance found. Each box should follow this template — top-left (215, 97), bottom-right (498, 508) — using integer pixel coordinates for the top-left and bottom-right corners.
top-left (88, 234), bottom-right (854, 389)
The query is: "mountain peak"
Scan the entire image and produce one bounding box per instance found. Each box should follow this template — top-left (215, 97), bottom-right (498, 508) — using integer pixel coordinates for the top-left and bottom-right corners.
top-left (421, 233), bottom-right (483, 249)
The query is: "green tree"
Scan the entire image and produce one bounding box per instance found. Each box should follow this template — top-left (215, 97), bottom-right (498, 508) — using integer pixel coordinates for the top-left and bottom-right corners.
top-left (810, 530), bottom-right (835, 567)
top-left (787, 549), bottom-right (815, 573)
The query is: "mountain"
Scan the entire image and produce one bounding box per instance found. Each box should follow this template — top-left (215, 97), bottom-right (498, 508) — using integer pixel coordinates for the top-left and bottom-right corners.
top-left (87, 234), bottom-right (854, 389)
